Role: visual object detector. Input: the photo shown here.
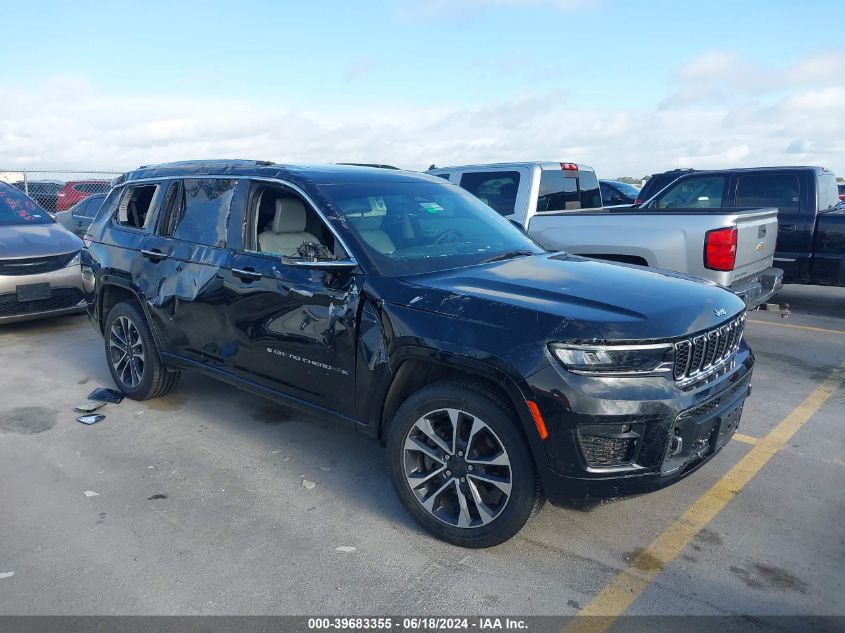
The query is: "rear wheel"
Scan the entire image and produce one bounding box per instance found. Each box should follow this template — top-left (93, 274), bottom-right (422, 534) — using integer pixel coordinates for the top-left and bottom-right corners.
top-left (104, 301), bottom-right (179, 400)
top-left (387, 379), bottom-right (543, 548)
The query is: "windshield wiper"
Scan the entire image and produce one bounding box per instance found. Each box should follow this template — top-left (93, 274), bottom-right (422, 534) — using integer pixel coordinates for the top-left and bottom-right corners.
top-left (479, 249), bottom-right (537, 264)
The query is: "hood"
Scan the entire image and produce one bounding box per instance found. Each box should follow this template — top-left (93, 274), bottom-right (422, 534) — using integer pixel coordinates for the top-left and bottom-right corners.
top-left (0, 223), bottom-right (83, 259)
top-left (401, 253), bottom-right (746, 341)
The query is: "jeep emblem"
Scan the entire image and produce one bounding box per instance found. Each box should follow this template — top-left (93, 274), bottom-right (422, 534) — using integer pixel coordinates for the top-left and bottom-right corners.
top-left (714, 308), bottom-right (727, 317)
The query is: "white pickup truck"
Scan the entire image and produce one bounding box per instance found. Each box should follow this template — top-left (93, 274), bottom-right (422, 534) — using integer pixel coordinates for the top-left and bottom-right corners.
top-left (428, 162), bottom-right (783, 308)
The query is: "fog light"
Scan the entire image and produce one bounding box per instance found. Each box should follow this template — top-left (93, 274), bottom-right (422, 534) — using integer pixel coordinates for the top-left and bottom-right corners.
top-left (576, 423), bottom-right (644, 468)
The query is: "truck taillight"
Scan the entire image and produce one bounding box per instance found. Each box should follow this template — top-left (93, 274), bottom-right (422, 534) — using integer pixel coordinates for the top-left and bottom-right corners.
top-left (560, 162), bottom-right (579, 171)
top-left (704, 226), bottom-right (737, 271)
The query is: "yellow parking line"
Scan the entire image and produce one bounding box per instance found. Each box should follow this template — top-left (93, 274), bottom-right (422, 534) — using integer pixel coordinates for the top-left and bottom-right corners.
top-left (732, 433), bottom-right (760, 446)
top-left (746, 319), bottom-right (845, 336)
top-left (563, 363), bottom-right (843, 633)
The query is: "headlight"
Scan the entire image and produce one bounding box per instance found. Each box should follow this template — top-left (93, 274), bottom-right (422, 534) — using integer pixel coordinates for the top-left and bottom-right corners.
top-left (66, 251), bottom-right (81, 267)
top-left (549, 343), bottom-right (674, 375)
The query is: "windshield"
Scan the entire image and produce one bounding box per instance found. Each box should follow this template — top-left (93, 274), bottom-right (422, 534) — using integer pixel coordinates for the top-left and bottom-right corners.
top-left (0, 186), bottom-right (53, 225)
top-left (613, 181), bottom-right (641, 198)
top-left (319, 180), bottom-right (544, 276)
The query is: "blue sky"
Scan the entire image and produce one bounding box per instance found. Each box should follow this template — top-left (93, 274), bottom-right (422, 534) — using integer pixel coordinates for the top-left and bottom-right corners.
top-left (2, 0), bottom-right (844, 176)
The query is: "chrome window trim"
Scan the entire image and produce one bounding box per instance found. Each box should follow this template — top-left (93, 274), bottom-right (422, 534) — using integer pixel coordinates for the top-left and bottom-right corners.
top-left (121, 174), bottom-right (357, 262)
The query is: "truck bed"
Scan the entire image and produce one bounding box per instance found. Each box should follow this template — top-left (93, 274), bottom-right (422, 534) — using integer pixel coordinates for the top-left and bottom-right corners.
top-left (525, 207), bottom-right (780, 304)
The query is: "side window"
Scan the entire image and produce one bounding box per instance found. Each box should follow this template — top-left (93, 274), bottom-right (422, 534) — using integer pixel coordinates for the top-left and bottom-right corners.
top-left (459, 171), bottom-right (520, 216)
top-left (86, 196), bottom-right (105, 218)
top-left (74, 198), bottom-right (94, 218)
top-left (163, 179), bottom-right (237, 247)
top-left (735, 174), bottom-right (800, 213)
top-left (251, 185), bottom-right (342, 259)
top-left (817, 174), bottom-right (838, 211)
top-left (656, 176), bottom-right (726, 209)
top-left (115, 184), bottom-right (160, 230)
top-left (600, 182), bottom-right (623, 205)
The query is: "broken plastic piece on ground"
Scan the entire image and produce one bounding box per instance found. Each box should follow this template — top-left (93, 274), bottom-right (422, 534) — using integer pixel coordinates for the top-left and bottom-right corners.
top-left (83, 490), bottom-right (100, 497)
top-left (77, 414), bottom-right (105, 425)
top-left (0, 572), bottom-right (14, 580)
top-left (75, 400), bottom-right (106, 413)
top-left (335, 546), bottom-right (356, 553)
top-left (88, 387), bottom-right (124, 404)
top-left (301, 479), bottom-right (316, 490)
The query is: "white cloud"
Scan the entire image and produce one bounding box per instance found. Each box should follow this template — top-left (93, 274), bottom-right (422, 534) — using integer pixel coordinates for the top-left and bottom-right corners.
top-left (1, 51), bottom-right (844, 179)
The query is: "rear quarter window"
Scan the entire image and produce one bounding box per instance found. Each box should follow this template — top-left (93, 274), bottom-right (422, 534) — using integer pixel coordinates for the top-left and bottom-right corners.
top-left (459, 171), bottom-right (520, 216)
top-left (735, 174), bottom-right (800, 212)
top-left (656, 175), bottom-right (726, 209)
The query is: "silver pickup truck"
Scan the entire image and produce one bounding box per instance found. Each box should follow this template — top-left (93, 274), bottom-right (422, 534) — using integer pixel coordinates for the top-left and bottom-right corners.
top-left (428, 162), bottom-right (783, 308)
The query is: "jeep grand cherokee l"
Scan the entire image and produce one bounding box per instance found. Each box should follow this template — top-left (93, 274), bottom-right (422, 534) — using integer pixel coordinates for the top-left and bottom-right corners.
top-left (82, 161), bottom-right (754, 547)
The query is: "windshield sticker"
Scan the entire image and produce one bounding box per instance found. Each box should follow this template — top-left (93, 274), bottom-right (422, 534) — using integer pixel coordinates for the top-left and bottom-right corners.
top-left (419, 201), bottom-right (444, 214)
top-left (369, 197), bottom-right (387, 212)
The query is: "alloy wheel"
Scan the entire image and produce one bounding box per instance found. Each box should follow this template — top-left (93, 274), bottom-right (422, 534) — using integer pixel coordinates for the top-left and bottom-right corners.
top-left (109, 315), bottom-right (145, 389)
top-left (403, 408), bottom-right (512, 528)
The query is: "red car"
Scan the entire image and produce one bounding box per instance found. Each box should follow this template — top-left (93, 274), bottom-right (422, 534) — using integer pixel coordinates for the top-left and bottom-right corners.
top-left (56, 180), bottom-right (111, 211)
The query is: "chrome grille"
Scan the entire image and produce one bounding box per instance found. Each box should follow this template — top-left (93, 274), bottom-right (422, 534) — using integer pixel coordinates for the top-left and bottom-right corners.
top-left (673, 314), bottom-right (745, 384)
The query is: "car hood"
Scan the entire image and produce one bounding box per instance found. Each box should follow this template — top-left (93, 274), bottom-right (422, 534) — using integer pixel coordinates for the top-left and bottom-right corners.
top-left (0, 223), bottom-right (82, 259)
top-left (399, 253), bottom-right (746, 341)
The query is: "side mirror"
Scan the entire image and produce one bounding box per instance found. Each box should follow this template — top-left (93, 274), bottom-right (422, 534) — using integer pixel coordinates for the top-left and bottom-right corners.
top-left (281, 257), bottom-right (359, 271)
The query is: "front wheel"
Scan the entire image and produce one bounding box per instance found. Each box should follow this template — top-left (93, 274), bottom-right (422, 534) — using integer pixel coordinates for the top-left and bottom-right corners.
top-left (104, 301), bottom-right (180, 400)
top-left (387, 379), bottom-right (544, 548)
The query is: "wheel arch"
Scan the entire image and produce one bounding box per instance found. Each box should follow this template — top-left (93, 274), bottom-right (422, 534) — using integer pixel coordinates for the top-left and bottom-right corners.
top-left (97, 277), bottom-right (166, 353)
top-left (373, 346), bottom-right (550, 466)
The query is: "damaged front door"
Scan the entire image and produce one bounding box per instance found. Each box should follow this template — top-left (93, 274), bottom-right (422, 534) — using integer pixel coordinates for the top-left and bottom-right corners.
top-left (222, 183), bottom-right (359, 417)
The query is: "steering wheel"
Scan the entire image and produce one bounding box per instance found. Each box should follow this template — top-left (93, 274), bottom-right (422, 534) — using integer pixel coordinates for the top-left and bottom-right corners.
top-left (433, 229), bottom-right (463, 245)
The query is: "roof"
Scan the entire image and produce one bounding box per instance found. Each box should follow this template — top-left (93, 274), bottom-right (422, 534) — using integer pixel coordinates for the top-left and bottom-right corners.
top-left (120, 160), bottom-right (443, 186)
top-left (653, 166), bottom-right (830, 176)
top-left (429, 161), bottom-right (596, 173)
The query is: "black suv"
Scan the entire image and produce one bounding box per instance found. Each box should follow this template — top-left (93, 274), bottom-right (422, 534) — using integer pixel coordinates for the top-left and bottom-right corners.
top-left (82, 161), bottom-right (754, 547)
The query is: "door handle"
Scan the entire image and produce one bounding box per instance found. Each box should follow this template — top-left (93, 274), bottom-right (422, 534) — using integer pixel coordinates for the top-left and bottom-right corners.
top-left (141, 249), bottom-right (168, 261)
top-left (232, 267), bottom-right (262, 281)
top-left (780, 224), bottom-right (797, 232)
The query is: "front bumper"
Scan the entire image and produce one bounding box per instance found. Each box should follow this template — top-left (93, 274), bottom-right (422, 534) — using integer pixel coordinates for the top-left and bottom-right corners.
top-left (0, 264), bottom-right (86, 324)
top-left (526, 345), bottom-right (754, 504)
top-left (730, 267), bottom-right (783, 310)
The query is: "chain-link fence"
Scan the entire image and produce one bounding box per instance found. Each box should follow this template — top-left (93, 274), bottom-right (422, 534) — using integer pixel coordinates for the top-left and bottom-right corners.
top-left (0, 169), bottom-right (123, 214)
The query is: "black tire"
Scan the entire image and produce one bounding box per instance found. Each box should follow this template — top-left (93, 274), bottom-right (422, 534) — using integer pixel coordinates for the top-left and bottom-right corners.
top-left (387, 378), bottom-right (544, 548)
top-left (104, 301), bottom-right (180, 400)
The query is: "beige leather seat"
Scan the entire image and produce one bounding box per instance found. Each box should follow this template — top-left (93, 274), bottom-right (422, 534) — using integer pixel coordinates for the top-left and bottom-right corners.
top-left (258, 198), bottom-right (320, 256)
top-left (356, 214), bottom-right (395, 254)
